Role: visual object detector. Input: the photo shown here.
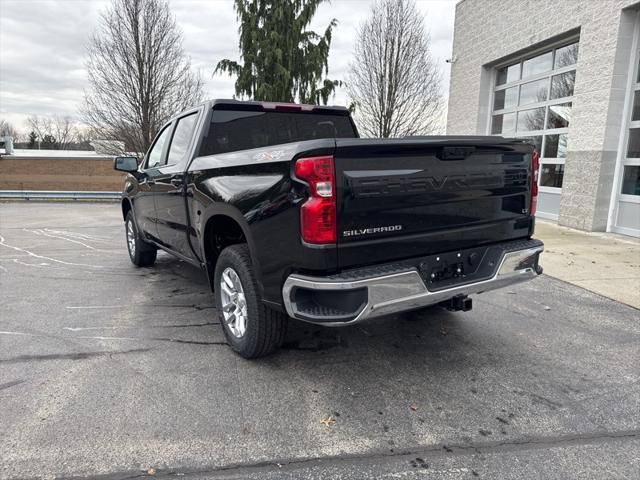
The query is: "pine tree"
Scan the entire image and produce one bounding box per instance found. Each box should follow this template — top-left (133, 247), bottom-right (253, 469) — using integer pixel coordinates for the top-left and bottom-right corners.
top-left (42, 134), bottom-right (57, 149)
top-left (28, 131), bottom-right (37, 148)
top-left (216, 0), bottom-right (340, 105)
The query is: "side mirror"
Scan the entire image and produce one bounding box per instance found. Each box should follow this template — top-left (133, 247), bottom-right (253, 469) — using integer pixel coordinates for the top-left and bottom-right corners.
top-left (114, 156), bottom-right (138, 173)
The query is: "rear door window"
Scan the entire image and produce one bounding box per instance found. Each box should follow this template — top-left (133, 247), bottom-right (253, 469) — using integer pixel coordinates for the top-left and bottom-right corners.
top-left (145, 125), bottom-right (172, 169)
top-left (199, 109), bottom-right (357, 156)
top-left (166, 113), bottom-right (198, 168)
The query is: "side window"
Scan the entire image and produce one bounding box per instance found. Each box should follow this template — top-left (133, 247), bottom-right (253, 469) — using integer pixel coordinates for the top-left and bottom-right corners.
top-left (166, 113), bottom-right (198, 167)
top-left (145, 125), bottom-right (172, 169)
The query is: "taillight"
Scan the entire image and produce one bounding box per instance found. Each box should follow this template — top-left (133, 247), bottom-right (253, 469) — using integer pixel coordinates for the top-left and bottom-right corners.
top-left (294, 155), bottom-right (336, 244)
top-left (530, 149), bottom-right (540, 216)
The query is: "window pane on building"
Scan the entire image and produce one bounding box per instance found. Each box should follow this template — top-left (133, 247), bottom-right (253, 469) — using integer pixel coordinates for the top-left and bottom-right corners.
top-left (547, 103), bottom-right (572, 129)
top-left (496, 64), bottom-right (520, 85)
top-left (493, 87), bottom-right (518, 110)
top-left (492, 113), bottom-right (516, 134)
top-left (494, 90), bottom-right (505, 111)
top-left (540, 164), bottom-right (564, 187)
top-left (628, 128), bottom-right (640, 158)
top-left (491, 44), bottom-right (578, 196)
top-left (554, 43), bottom-right (579, 69)
top-left (621, 166), bottom-right (640, 196)
top-left (517, 107), bottom-right (545, 132)
top-left (519, 78), bottom-right (548, 106)
top-left (515, 135), bottom-right (543, 153)
top-left (544, 133), bottom-right (568, 158)
top-left (522, 52), bottom-right (552, 78)
top-left (550, 71), bottom-right (575, 99)
top-left (632, 91), bottom-right (640, 122)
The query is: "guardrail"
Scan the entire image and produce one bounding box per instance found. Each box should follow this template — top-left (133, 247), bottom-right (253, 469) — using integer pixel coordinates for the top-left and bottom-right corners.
top-left (0, 190), bottom-right (121, 201)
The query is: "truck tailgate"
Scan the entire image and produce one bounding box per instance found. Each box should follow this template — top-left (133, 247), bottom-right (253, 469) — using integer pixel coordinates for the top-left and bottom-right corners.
top-left (334, 137), bottom-right (535, 269)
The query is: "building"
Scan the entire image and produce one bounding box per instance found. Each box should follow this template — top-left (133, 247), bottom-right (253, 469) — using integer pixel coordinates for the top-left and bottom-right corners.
top-left (447, 0), bottom-right (640, 237)
top-left (0, 149), bottom-right (126, 192)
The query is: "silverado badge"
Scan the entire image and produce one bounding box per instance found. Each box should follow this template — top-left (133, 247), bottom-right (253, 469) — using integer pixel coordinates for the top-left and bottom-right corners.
top-left (342, 225), bottom-right (403, 237)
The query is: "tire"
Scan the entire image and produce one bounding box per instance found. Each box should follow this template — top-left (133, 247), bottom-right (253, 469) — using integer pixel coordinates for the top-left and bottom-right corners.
top-left (214, 244), bottom-right (288, 358)
top-left (125, 211), bottom-right (157, 267)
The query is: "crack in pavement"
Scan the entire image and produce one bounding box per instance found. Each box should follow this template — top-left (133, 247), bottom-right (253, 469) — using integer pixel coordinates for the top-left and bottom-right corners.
top-left (0, 379), bottom-right (26, 391)
top-left (65, 304), bottom-right (215, 310)
top-left (72, 335), bottom-right (227, 346)
top-left (0, 330), bottom-right (226, 347)
top-left (0, 348), bottom-right (152, 364)
top-left (62, 322), bottom-right (219, 332)
top-left (50, 428), bottom-right (640, 480)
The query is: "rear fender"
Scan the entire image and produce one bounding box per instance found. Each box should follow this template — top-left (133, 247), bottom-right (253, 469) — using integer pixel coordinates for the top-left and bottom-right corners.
top-left (199, 204), bottom-right (264, 296)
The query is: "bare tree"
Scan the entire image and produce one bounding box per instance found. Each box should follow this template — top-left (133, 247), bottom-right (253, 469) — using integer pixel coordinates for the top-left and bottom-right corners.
top-left (27, 114), bottom-right (77, 149)
top-left (51, 116), bottom-right (75, 149)
top-left (26, 115), bottom-right (48, 147)
top-left (82, 0), bottom-right (204, 156)
top-left (347, 0), bottom-right (443, 138)
top-left (73, 127), bottom-right (94, 149)
top-left (0, 119), bottom-right (20, 140)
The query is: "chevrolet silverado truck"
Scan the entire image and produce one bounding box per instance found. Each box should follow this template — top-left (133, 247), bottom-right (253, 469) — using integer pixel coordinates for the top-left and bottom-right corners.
top-left (114, 99), bottom-right (544, 358)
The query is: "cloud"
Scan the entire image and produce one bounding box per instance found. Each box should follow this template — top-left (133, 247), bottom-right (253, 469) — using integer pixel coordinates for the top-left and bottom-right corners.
top-left (0, 0), bottom-right (456, 132)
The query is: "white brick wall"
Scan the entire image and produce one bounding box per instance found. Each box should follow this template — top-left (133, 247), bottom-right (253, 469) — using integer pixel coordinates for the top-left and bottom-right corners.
top-left (446, 0), bottom-right (638, 231)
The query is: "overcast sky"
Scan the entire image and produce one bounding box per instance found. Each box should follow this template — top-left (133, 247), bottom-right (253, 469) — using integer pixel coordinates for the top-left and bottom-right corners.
top-left (0, 0), bottom-right (456, 133)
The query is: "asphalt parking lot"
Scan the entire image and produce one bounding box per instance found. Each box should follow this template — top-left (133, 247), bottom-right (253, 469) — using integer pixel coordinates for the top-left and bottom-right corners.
top-left (1, 202), bottom-right (639, 479)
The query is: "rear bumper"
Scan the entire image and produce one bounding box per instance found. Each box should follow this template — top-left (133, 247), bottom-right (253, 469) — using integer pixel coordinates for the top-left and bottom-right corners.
top-left (282, 239), bottom-right (543, 325)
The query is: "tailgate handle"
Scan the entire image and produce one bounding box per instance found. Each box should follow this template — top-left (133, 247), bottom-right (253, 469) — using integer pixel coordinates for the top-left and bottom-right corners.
top-left (438, 146), bottom-right (475, 160)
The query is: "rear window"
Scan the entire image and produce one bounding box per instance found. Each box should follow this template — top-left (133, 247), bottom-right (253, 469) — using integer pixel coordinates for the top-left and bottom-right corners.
top-left (199, 109), bottom-right (357, 156)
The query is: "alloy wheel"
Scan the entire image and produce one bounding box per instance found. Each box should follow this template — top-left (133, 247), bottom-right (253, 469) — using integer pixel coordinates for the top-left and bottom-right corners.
top-left (126, 220), bottom-right (136, 257)
top-left (220, 267), bottom-right (248, 338)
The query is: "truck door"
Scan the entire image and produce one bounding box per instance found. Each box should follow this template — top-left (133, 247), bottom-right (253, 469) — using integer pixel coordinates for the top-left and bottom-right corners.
top-left (135, 123), bottom-right (173, 242)
top-left (152, 111), bottom-right (200, 260)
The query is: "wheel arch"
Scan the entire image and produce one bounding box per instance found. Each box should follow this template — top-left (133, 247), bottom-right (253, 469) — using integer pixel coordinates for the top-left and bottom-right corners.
top-left (200, 206), bottom-right (263, 294)
top-left (121, 197), bottom-right (133, 221)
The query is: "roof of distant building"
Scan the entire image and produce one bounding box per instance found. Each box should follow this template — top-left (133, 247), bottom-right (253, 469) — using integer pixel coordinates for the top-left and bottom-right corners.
top-left (1, 149), bottom-right (114, 160)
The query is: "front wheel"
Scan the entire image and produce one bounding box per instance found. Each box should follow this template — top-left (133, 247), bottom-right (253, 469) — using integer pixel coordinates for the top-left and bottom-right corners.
top-left (125, 211), bottom-right (157, 267)
top-left (214, 244), bottom-right (288, 358)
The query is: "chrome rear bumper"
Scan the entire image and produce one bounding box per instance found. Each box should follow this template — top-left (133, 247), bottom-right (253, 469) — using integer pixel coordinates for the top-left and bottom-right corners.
top-left (282, 241), bottom-right (543, 325)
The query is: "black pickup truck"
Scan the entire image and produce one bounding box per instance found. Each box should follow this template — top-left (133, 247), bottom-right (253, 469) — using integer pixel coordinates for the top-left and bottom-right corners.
top-left (114, 99), bottom-right (543, 358)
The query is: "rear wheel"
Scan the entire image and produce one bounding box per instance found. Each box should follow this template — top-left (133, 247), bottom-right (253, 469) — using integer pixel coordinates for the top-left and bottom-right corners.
top-left (214, 244), bottom-right (288, 358)
top-left (125, 211), bottom-right (157, 267)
